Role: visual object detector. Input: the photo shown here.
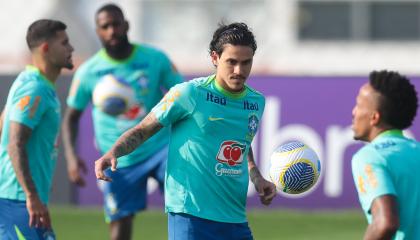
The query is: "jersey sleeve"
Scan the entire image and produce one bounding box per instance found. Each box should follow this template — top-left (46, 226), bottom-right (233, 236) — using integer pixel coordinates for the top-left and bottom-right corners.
top-left (158, 52), bottom-right (184, 90)
top-left (9, 83), bottom-right (48, 129)
top-left (151, 82), bottom-right (195, 127)
top-left (66, 66), bottom-right (92, 110)
top-left (351, 148), bottom-right (396, 217)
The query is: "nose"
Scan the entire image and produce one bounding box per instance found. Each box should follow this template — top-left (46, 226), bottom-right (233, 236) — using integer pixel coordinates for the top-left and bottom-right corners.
top-left (233, 64), bottom-right (242, 75)
top-left (351, 106), bottom-right (356, 117)
top-left (106, 25), bottom-right (117, 36)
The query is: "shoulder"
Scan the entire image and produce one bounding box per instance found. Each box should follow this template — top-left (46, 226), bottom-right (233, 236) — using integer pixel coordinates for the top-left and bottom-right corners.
top-left (245, 84), bottom-right (264, 98)
top-left (13, 72), bottom-right (48, 95)
top-left (352, 143), bottom-right (384, 169)
top-left (135, 43), bottom-right (169, 59)
top-left (75, 51), bottom-right (103, 76)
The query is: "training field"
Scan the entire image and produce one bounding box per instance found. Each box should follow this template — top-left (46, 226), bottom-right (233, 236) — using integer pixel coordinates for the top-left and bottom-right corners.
top-left (51, 206), bottom-right (366, 239)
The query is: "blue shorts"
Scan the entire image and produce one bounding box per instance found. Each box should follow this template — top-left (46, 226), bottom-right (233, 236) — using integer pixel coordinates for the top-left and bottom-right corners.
top-left (98, 145), bottom-right (167, 222)
top-left (168, 212), bottom-right (253, 240)
top-left (0, 198), bottom-right (55, 240)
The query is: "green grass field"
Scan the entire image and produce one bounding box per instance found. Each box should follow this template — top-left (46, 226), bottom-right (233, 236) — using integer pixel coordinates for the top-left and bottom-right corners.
top-left (50, 206), bottom-right (366, 239)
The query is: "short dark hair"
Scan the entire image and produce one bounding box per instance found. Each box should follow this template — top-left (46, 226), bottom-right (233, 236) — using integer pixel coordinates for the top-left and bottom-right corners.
top-left (96, 3), bottom-right (125, 20)
top-left (209, 22), bottom-right (257, 56)
top-left (26, 19), bottom-right (67, 50)
top-left (369, 70), bottom-right (418, 129)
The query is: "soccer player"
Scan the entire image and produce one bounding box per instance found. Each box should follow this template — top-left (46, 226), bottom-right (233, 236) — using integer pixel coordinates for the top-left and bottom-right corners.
top-left (351, 70), bottom-right (420, 239)
top-left (95, 22), bottom-right (277, 240)
top-left (62, 3), bottom-right (183, 240)
top-left (0, 19), bottom-right (74, 239)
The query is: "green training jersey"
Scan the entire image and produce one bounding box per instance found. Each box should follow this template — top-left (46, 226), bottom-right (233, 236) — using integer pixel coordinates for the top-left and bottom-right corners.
top-left (352, 130), bottom-right (420, 239)
top-left (67, 44), bottom-right (183, 168)
top-left (152, 75), bottom-right (265, 223)
top-left (0, 66), bottom-right (61, 204)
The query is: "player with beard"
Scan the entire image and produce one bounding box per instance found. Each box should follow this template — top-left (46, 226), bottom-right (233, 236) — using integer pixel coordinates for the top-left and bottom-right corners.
top-left (0, 19), bottom-right (74, 239)
top-left (62, 3), bottom-right (183, 240)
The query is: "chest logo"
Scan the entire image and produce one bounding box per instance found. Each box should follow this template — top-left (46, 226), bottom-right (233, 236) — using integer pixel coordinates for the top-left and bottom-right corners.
top-left (243, 100), bottom-right (259, 110)
top-left (208, 116), bottom-right (224, 121)
top-left (216, 140), bottom-right (246, 166)
top-left (247, 114), bottom-right (259, 139)
top-left (206, 92), bottom-right (226, 106)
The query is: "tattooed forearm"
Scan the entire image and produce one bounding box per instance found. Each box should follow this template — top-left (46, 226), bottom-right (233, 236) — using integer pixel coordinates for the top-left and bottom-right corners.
top-left (247, 147), bottom-right (262, 183)
top-left (111, 112), bottom-right (163, 158)
top-left (8, 122), bottom-right (38, 198)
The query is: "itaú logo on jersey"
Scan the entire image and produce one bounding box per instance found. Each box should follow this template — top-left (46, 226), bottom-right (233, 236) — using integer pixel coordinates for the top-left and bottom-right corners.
top-left (216, 140), bottom-right (246, 166)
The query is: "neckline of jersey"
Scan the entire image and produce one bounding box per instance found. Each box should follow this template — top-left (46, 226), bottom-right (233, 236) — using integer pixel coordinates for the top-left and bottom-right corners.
top-left (208, 75), bottom-right (248, 99)
top-left (25, 65), bottom-right (55, 89)
top-left (374, 129), bottom-right (404, 141)
top-left (99, 44), bottom-right (138, 64)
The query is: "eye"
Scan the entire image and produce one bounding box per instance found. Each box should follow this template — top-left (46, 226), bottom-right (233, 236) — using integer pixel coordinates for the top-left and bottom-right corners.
top-left (227, 59), bottom-right (237, 65)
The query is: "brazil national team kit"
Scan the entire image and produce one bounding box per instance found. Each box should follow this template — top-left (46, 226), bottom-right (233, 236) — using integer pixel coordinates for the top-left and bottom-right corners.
top-left (0, 66), bottom-right (59, 238)
top-left (152, 75), bottom-right (265, 224)
top-left (67, 43), bottom-right (183, 222)
top-left (68, 44), bottom-right (182, 168)
top-left (352, 130), bottom-right (420, 239)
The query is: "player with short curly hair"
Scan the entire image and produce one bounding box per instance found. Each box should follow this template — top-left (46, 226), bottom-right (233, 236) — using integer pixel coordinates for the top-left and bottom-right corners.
top-left (351, 70), bottom-right (420, 240)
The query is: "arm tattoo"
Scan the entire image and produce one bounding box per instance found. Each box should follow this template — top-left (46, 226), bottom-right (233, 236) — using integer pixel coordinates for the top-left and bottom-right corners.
top-left (112, 112), bottom-right (163, 158)
top-left (7, 122), bottom-right (38, 198)
top-left (247, 147), bottom-right (262, 182)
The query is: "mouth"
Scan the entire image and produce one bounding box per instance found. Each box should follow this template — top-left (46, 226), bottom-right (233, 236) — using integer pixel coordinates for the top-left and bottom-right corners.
top-left (108, 38), bottom-right (120, 46)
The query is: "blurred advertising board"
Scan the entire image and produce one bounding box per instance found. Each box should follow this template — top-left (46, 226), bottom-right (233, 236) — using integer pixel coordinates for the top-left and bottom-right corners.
top-left (76, 76), bottom-right (420, 208)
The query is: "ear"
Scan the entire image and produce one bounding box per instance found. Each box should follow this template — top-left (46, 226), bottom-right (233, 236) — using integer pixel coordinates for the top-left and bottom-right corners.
top-left (40, 42), bottom-right (49, 53)
top-left (124, 20), bottom-right (129, 32)
top-left (370, 111), bottom-right (381, 126)
top-left (210, 51), bottom-right (219, 67)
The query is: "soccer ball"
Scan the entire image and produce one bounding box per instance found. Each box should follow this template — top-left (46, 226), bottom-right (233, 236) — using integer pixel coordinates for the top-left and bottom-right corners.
top-left (92, 74), bottom-right (136, 116)
top-left (269, 141), bottom-right (321, 194)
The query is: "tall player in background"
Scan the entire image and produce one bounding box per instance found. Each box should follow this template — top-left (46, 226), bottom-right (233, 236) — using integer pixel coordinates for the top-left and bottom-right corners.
top-left (95, 22), bottom-right (276, 240)
top-left (0, 19), bottom-right (74, 239)
top-left (351, 70), bottom-right (419, 240)
top-left (62, 3), bottom-right (183, 240)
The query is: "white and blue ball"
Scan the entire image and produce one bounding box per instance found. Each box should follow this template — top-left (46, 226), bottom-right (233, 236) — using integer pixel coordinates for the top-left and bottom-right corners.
top-left (93, 75), bottom-right (136, 116)
top-left (269, 141), bottom-right (321, 194)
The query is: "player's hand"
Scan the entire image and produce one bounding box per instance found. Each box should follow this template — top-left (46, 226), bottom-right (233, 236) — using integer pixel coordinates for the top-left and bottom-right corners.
top-left (67, 155), bottom-right (87, 187)
top-left (94, 152), bottom-right (118, 182)
top-left (26, 195), bottom-right (51, 229)
top-left (253, 176), bottom-right (277, 206)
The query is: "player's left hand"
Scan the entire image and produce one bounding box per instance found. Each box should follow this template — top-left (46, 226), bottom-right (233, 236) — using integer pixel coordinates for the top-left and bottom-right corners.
top-left (67, 156), bottom-right (88, 187)
top-left (94, 152), bottom-right (118, 181)
top-left (253, 177), bottom-right (277, 205)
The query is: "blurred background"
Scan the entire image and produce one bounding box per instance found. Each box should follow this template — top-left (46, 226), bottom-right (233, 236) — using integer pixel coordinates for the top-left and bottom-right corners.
top-left (1, 0), bottom-right (419, 239)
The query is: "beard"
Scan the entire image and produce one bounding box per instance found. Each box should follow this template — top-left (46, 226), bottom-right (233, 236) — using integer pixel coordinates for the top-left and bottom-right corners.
top-left (104, 35), bottom-right (130, 55)
top-left (64, 62), bottom-right (74, 70)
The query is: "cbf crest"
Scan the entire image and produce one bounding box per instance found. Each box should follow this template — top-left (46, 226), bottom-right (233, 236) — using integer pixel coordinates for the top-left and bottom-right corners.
top-left (247, 114), bottom-right (259, 140)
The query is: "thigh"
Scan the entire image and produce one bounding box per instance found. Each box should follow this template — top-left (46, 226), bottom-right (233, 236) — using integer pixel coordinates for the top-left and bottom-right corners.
top-left (99, 166), bottom-right (149, 223)
top-left (168, 212), bottom-right (253, 240)
top-left (0, 198), bottom-right (55, 240)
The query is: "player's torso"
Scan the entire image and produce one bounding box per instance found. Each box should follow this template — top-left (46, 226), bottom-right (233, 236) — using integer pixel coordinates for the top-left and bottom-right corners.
top-left (370, 134), bottom-right (420, 238)
top-left (84, 47), bottom-right (166, 123)
top-left (0, 69), bottom-right (60, 203)
top-left (166, 77), bottom-right (265, 222)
